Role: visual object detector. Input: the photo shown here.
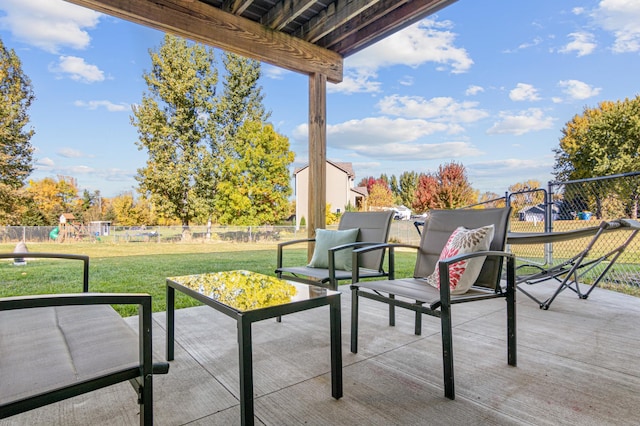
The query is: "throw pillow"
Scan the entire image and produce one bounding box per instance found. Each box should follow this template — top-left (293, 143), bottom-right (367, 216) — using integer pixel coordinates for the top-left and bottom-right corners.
top-left (425, 224), bottom-right (494, 295)
top-left (307, 228), bottom-right (360, 271)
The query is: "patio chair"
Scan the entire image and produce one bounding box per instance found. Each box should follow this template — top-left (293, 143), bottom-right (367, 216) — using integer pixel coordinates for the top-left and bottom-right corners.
top-left (350, 208), bottom-right (516, 400)
top-left (276, 210), bottom-right (394, 290)
top-left (0, 253), bottom-right (168, 425)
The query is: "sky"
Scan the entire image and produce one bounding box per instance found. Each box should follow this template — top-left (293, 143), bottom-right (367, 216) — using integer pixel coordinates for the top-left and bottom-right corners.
top-left (1, 0), bottom-right (640, 198)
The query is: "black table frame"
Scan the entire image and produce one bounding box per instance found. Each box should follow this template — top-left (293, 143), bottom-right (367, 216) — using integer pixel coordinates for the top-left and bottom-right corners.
top-left (166, 274), bottom-right (342, 426)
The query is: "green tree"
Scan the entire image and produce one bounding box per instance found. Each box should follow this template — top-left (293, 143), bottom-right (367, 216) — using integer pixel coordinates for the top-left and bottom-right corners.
top-left (0, 38), bottom-right (35, 224)
top-left (554, 96), bottom-right (640, 218)
top-left (398, 171), bottom-right (420, 208)
top-left (388, 175), bottom-right (400, 204)
top-left (132, 35), bottom-right (217, 231)
top-left (214, 121), bottom-right (293, 225)
top-left (79, 189), bottom-right (104, 223)
top-left (554, 97), bottom-right (640, 180)
top-left (26, 176), bottom-right (79, 225)
top-left (111, 192), bottom-right (153, 225)
top-left (214, 52), bottom-right (267, 143)
top-left (211, 53), bottom-right (293, 225)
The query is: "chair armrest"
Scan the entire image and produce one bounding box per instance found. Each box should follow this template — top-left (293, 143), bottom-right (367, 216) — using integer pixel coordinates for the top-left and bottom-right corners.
top-left (0, 252), bottom-right (90, 292)
top-left (351, 243), bottom-right (420, 282)
top-left (437, 250), bottom-right (514, 266)
top-left (437, 250), bottom-right (515, 302)
top-left (276, 238), bottom-right (315, 269)
top-left (0, 292), bottom-right (151, 311)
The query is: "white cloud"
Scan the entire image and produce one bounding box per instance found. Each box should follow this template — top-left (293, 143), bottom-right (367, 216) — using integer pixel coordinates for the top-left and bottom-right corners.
top-left (487, 108), bottom-right (555, 136)
top-left (503, 36), bottom-right (543, 54)
top-left (509, 83), bottom-right (541, 102)
top-left (36, 157), bottom-right (55, 168)
top-left (295, 117), bottom-right (449, 145)
top-left (518, 36), bottom-right (543, 51)
top-left (263, 64), bottom-right (289, 80)
top-left (594, 0), bottom-right (640, 53)
top-left (50, 56), bottom-right (105, 83)
top-left (348, 19), bottom-right (472, 73)
top-left (0, 0), bottom-right (101, 53)
top-left (341, 140), bottom-right (483, 161)
top-left (295, 115), bottom-right (463, 147)
top-left (68, 165), bottom-right (95, 174)
top-left (558, 79), bottom-right (602, 100)
top-left (329, 70), bottom-right (381, 94)
top-left (468, 158), bottom-right (554, 192)
top-left (74, 100), bottom-right (129, 112)
top-left (295, 120), bottom-right (482, 162)
top-left (57, 148), bottom-right (86, 158)
top-left (332, 18), bottom-right (472, 94)
top-left (399, 76), bottom-right (414, 86)
top-left (377, 95), bottom-right (489, 124)
top-left (471, 158), bottom-right (553, 175)
top-left (465, 85), bottom-right (484, 96)
top-left (559, 31), bottom-right (597, 56)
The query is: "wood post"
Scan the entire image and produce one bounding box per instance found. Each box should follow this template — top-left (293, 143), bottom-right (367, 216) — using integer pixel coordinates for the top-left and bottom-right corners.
top-left (308, 72), bottom-right (327, 260)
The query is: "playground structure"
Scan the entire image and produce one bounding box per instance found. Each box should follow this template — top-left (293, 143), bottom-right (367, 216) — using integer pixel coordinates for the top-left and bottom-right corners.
top-left (49, 215), bottom-right (111, 242)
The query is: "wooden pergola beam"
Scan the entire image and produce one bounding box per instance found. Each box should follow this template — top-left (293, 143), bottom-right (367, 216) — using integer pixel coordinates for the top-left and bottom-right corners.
top-left (65, 0), bottom-right (343, 83)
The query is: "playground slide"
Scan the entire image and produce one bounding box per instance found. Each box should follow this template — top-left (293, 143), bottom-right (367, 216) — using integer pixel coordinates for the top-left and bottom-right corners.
top-left (49, 227), bottom-right (59, 240)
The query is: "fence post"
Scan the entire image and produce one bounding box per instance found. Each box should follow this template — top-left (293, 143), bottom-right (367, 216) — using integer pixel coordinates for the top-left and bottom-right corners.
top-left (545, 181), bottom-right (554, 265)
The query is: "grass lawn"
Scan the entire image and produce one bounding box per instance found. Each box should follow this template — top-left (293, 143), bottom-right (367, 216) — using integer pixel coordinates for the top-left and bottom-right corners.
top-left (3, 239), bottom-right (638, 316)
top-left (0, 242), bottom-right (417, 316)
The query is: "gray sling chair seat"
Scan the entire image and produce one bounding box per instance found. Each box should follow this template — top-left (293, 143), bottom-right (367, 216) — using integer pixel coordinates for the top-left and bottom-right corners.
top-left (276, 211), bottom-right (394, 290)
top-left (350, 208), bottom-right (516, 400)
top-left (0, 253), bottom-right (168, 425)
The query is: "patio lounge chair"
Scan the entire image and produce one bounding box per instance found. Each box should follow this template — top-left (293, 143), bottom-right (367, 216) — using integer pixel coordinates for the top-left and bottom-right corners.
top-left (276, 210), bottom-right (394, 290)
top-left (508, 218), bottom-right (640, 309)
top-left (350, 208), bottom-right (516, 400)
top-left (0, 253), bottom-right (168, 425)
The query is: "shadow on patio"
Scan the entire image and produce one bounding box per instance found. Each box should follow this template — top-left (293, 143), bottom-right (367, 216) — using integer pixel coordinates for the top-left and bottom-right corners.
top-left (4, 280), bottom-right (640, 425)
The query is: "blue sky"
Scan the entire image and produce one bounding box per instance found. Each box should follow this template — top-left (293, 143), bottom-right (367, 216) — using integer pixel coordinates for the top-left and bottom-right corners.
top-left (1, 0), bottom-right (639, 198)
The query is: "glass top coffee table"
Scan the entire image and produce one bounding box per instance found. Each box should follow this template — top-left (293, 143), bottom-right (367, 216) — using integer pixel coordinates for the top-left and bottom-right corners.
top-left (166, 270), bottom-right (342, 426)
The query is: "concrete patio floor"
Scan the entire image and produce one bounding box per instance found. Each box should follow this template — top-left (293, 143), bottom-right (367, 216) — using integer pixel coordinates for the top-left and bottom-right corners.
top-left (3, 280), bottom-right (640, 425)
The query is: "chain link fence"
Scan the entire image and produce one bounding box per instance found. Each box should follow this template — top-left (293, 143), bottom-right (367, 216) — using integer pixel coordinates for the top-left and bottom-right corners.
top-left (4, 172), bottom-right (638, 286)
top-left (508, 172), bottom-right (640, 287)
top-left (0, 222), bottom-right (420, 246)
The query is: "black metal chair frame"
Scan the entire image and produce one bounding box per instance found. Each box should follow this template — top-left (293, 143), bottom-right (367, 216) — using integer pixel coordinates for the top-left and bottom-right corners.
top-left (0, 253), bottom-right (168, 425)
top-left (276, 211), bottom-right (394, 290)
top-left (350, 208), bottom-right (516, 400)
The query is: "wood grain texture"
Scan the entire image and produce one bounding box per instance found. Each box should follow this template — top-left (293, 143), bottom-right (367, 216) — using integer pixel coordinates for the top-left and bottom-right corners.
top-left (65, 0), bottom-right (343, 82)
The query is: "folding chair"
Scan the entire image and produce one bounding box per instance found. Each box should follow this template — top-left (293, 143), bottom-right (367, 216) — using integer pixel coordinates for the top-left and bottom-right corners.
top-left (508, 218), bottom-right (640, 309)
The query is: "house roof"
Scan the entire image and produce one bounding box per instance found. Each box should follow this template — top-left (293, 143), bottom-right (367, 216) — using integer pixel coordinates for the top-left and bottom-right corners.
top-left (351, 186), bottom-right (368, 197)
top-left (294, 160), bottom-right (354, 178)
top-left (66, 0), bottom-right (458, 83)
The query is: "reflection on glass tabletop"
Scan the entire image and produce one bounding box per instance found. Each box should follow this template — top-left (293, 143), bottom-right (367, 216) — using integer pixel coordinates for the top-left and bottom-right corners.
top-left (168, 270), bottom-right (334, 311)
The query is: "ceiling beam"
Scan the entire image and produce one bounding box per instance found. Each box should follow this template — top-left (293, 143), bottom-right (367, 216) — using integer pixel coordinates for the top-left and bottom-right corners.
top-left (64, 0), bottom-right (343, 82)
top-left (294, 0), bottom-right (380, 44)
top-left (221, 0), bottom-right (254, 15)
top-left (262, 0), bottom-right (316, 31)
top-left (327, 0), bottom-right (457, 57)
top-left (313, 0), bottom-right (407, 50)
